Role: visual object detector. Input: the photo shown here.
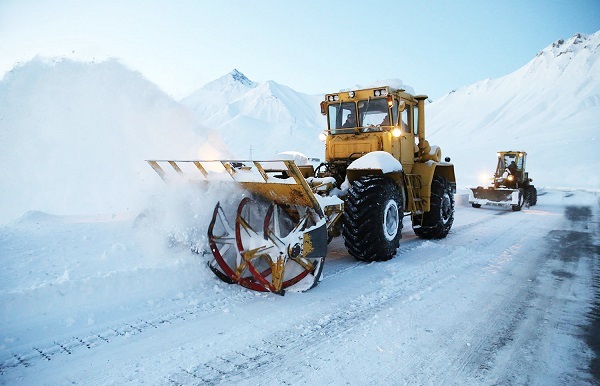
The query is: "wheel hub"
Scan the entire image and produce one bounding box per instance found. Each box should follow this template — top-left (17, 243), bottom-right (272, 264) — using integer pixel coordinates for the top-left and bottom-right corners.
top-left (383, 200), bottom-right (399, 241)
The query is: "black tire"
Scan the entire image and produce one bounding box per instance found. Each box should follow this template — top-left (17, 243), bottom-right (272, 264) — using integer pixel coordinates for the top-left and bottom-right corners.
top-left (472, 203), bottom-right (481, 208)
top-left (512, 189), bottom-right (524, 211)
top-left (342, 176), bottom-right (403, 262)
top-left (413, 176), bottom-right (454, 239)
top-left (530, 186), bottom-right (537, 206)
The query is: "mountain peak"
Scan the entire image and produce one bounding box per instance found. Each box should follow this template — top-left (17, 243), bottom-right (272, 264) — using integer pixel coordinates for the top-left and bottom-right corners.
top-left (536, 32), bottom-right (594, 59)
top-left (229, 69), bottom-right (253, 86)
top-left (192, 69), bottom-right (257, 96)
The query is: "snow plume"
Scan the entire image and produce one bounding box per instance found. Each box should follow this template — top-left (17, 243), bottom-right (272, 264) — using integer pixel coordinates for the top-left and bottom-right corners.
top-left (0, 58), bottom-right (228, 224)
top-left (427, 31), bottom-right (600, 190)
top-left (136, 179), bottom-right (247, 255)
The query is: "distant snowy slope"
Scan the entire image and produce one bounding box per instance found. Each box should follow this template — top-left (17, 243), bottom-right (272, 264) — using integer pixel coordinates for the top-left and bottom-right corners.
top-left (182, 70), bottom-right (324, 159)
top-left (427, 32), bottom-right (600, 189)
top-left (0, 58), bottom-right (227, 223)
top-left (181, 69), bottom-right (257, 122)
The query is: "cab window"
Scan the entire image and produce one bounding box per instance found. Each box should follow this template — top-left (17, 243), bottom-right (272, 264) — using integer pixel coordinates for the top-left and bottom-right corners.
top-left (358, 98), bottom-right (388, 127)
top-left (328, 102), bottom-right (356, 133)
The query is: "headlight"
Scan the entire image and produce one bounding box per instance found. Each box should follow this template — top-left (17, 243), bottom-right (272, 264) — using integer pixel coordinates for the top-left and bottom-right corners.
top-left (319, 132), bottom-right (327, 142)
top-left (391, 128), bottom-right (401, 137)
top-left (507, 175), bottom-right (514, 181)
top-left (374, 88), bottom-right (387, 97)
top-left (348, 91), bottom-right (355, 98)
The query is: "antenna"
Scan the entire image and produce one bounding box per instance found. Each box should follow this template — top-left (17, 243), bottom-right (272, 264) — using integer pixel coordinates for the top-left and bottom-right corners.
top-left (249, 145), bottom-right (253, 160)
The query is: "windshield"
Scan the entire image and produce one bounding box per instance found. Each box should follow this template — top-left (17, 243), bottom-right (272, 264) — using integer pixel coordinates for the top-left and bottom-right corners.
top-left (327, 98), bottom-right (390, 133)
top-left (496, 153), bottom-right (518, 176)
top-left (358, 98), bottom-right (389, 127)
top-left (328, 102), bottom-right (356, 133)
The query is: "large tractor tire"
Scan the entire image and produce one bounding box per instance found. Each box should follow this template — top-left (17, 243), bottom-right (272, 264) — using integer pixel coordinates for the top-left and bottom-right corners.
top-left (342, 176), bottom-right (403, 262)
top-left (413, 176), bottom-right (454, 239)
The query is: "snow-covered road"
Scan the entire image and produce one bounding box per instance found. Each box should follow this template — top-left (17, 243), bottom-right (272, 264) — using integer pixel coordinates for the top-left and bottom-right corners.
top-left (1, 189), bottom-right (598, 385)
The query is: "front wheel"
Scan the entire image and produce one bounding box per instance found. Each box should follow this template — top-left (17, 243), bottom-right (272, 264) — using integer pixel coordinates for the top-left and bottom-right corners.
top-left (342, 176), bottom-right (403, 262)
top-left (413, 176), bottom-right (454, 239)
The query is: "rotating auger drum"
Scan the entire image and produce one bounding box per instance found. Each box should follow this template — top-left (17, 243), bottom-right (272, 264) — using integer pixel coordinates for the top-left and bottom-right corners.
top-left (207, 197), bottom-right (327, 294)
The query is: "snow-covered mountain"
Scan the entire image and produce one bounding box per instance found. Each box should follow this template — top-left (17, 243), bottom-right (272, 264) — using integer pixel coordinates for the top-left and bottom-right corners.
top-left (0, 58), bottom-right (228, 223)
top-left (181, 69), bottom-right (257, 122)
top-left (182, 69), bottom-right (324, 159)
top-left (427, 31), bottom-right (600, 189)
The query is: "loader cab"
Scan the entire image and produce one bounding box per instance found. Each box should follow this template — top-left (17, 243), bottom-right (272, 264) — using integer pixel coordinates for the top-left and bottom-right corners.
top-left (495, 152), bottom-right (526, 176)
top-left (320, 87), bottom-right (418, 170)
top-left (495, 151), bottom-right (527, 187)
top-left (326, 98), bottom-right (395, 134)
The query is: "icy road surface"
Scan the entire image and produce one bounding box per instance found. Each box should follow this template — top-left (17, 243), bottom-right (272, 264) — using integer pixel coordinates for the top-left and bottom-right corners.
top-left (1, 190), bottom-right (598, 385)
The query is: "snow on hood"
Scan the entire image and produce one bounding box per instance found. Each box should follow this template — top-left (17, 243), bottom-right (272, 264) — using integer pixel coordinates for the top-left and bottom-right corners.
top-left (347, 151), bottom-right (403, 173)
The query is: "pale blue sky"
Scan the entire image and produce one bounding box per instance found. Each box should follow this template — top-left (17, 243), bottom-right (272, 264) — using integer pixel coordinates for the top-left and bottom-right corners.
top-left (1, 0), bottom-right (598, 100)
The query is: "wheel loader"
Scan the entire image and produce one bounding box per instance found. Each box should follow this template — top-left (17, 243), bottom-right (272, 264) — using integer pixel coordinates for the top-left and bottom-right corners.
top-left (469, 151), bottom-right (537, 211)
top-left (147, 86), bottom-right (456, 295)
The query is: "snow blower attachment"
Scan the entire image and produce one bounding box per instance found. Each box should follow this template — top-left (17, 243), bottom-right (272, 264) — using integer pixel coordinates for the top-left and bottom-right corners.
top-left (147, 85), bottom-right (457, 295)
top-left (468, 151), bottom-right (537, 211)
top-left (147, 160), bottom-right (336, 294)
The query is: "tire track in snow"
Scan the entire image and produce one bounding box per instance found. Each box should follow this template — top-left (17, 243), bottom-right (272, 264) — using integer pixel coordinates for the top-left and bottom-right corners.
top-left (163, 242), bottom-right (484, 385)
top-left (0, 289), bottom-right (256, 375)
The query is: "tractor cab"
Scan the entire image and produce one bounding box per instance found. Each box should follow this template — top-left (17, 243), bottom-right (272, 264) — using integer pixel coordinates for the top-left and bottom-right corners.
top-left (494, 151), bottom-right (527, 188)
top-left (322, 87), bottom-right (407, 135)
top-left (319, 87), bottom-right (428, 180)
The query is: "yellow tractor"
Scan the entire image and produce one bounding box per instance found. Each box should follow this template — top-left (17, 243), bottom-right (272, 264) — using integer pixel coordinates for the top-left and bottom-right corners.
top-left (469, 151), bottom-right (537, 211)
top-left (147, 86), bottom-right (456, 295)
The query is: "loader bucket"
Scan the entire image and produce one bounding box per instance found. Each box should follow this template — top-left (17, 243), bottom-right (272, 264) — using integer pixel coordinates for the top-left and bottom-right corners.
top-left (147, 159), bottom-right (337, 294)
top-left (469, 187), bottom-right (520, 207)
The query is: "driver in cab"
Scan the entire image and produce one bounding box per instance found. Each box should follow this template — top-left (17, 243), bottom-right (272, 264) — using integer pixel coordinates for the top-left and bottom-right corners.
top-left (342, 114), bottom-right (356, 128)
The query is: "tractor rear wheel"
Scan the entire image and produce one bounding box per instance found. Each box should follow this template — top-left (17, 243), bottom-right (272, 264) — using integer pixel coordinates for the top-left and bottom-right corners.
top-left (413, 176), bottom-right (454, 239)
top-left (529, 186), bottom-right (538, 206)
top-left (342, 176), bottom-right (403, 262)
